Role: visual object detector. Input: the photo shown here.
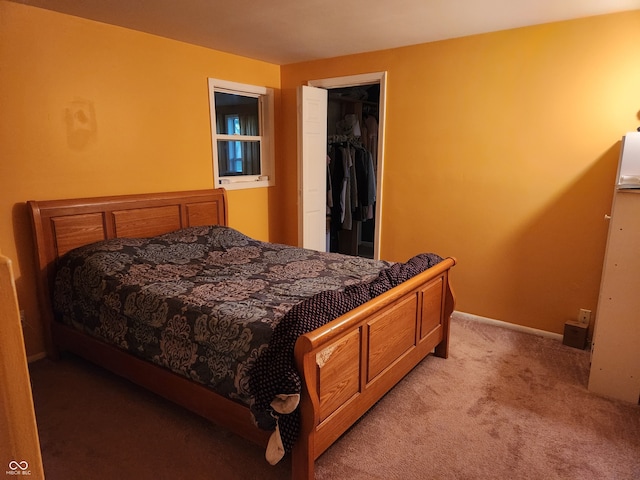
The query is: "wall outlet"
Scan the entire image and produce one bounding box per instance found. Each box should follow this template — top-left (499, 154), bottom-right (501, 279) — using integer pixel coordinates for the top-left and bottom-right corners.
top-left (578, 308), bottom-right (591, 325)
top-left (19, 309), bottom-right (26, 325)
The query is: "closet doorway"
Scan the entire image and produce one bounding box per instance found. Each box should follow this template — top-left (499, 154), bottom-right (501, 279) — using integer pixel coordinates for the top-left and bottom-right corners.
top-left (299, 72), bottom-right (386, 259)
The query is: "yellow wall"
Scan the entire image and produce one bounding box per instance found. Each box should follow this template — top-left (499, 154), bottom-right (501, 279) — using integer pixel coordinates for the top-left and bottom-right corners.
top-left (281, 11), bottom-right (640, 335)
top-left (0, 1), bottom-right (281, 356)
top-left (2, 1), bottom-right (639, 357)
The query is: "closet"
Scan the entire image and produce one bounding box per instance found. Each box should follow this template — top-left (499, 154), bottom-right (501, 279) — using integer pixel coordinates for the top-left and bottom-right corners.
top-left (326, 85), bottom-right (380, 258)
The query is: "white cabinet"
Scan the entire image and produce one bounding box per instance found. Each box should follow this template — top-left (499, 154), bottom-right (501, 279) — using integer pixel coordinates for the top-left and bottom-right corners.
top-left (588, 132), bottom-right (640, 404)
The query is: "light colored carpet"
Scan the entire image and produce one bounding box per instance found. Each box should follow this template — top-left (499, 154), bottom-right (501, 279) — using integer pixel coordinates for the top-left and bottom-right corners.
top-left (30, 314), bottom-right (640, 479)
top-left (315, 315), bottom-right (640, 479)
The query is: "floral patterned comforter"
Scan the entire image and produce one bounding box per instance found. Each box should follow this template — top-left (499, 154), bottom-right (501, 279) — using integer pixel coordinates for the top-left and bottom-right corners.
top-left (53, 225), bottom-right (392, 407)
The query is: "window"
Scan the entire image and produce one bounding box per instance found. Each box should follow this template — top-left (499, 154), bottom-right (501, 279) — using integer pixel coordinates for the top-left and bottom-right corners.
top-left (208, 79), bottom-right (275, 190)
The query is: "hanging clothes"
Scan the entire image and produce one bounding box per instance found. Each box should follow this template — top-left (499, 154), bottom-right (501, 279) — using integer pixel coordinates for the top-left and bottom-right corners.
top-left (326, 154), bottom-right (333, 212)
top-left (353, 146), bottom-right (376, 221)
top-left (328, 141), bottom-right (376, 230)
top-left (364, 114), bottom-right (378, 171)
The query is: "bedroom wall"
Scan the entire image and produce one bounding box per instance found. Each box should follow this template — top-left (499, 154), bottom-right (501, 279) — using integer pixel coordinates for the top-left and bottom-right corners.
top-left (281, 10), bottom-right (640, 336)
top-left (0, 1), bottom-right (281, 357)
top-left (2, 2), bottom-right (639, 358)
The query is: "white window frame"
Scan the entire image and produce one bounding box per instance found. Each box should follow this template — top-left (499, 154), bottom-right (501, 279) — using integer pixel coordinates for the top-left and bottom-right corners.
top-left (208, 78), bottom-right (275, 190)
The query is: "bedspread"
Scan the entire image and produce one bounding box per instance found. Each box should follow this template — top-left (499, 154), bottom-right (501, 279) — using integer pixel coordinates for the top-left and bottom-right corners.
top-left (248, 252), bottom-right (443, 463)
top-left (53, 225), bottom-right (392, 408)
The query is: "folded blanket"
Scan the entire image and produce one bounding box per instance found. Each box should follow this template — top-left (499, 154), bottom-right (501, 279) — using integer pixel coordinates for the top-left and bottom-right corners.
top-left (248, 252), bottom-right (443, 464)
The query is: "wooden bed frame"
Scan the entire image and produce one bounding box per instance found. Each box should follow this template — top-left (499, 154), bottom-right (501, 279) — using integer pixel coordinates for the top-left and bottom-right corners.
top-left (28, 188), bottom-right (456, 480)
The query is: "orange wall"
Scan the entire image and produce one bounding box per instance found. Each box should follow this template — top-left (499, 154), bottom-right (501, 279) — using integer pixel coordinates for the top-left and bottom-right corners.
top-left (0, 1), bottom-right (281, 356)
top-left (281, 11), bottom-right (640, 335)
top-left (2, 2), bottom-right (639, 358)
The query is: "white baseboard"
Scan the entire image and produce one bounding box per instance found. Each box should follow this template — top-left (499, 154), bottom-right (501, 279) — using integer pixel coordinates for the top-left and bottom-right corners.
top-left (453, 311), bottom-right (563, 342)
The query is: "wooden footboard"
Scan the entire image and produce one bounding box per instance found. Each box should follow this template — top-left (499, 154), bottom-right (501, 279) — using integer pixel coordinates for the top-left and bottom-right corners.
top-left (27, 188), bottom-right (455, 480)
top-left (292, 257), bottom-right (455, 479)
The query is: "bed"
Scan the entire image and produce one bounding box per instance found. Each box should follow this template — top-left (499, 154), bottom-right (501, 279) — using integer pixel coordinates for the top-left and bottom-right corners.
top-left (28, 188), bottom-right (456, 480)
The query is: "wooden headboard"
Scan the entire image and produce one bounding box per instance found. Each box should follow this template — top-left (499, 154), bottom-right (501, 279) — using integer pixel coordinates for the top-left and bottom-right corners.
top-left (27, 188), bottom-right (228, 355)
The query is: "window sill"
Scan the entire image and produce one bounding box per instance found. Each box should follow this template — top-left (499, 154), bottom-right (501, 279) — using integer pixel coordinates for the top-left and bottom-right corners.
top-left (217, 178), bottom-right (274, 191)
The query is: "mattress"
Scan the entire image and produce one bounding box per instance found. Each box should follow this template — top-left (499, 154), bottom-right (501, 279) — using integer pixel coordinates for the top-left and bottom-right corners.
top-left (53, 225), bottom-right (393, 405)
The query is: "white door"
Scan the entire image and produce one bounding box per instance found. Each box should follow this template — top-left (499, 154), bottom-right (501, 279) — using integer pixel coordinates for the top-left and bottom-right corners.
top-left (297, 85), bottom-right (328, 251)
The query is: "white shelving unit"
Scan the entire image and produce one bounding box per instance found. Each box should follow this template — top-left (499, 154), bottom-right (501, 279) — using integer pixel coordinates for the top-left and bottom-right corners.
top-left (588, 132), bottom-right (640, 404)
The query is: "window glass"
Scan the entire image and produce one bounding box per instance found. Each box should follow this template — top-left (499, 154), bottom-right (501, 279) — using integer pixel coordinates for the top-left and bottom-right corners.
top-left (208, 79), bottom-right (274, 190)
top-left (216, 140), bottom-right (261, 176)
top-left (213, 93), bottom-right (259, 135)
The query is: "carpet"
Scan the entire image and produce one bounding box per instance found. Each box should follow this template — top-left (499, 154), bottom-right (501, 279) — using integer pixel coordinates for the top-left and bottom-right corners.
top-left (29, 314), bottom-right (640, 479)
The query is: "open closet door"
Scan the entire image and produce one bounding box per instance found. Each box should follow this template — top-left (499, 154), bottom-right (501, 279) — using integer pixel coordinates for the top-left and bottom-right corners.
top-left (297, 85), bottom-right (328, 251)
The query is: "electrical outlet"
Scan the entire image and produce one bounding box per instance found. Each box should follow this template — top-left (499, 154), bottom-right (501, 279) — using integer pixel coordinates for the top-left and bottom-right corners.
top-left (19, 309), bottom-right (26, 324)
top-left (578, 309), bottom-right (591, 325)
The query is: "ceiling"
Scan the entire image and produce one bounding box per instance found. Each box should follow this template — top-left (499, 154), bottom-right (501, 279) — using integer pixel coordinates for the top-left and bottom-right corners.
top-left (11, 0), bottom-right (640, 64)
